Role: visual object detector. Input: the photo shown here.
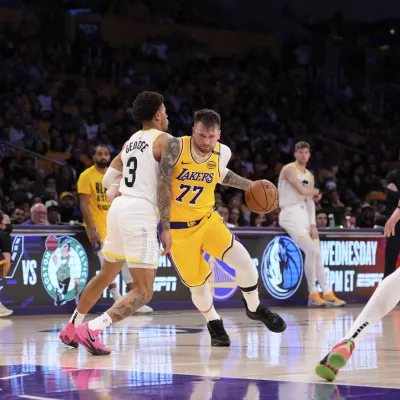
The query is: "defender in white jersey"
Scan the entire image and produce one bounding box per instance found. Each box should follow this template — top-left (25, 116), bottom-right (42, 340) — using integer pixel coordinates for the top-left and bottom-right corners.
top-left (59, 92), bottom-right (180, 355)
top-left (278, 141), bottom-right (346, 307)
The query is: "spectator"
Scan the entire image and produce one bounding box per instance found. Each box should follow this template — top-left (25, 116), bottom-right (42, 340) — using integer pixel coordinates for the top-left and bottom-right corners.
top-left (217, 204), bottom-right (235, 228)
top-left (59, 192), bottom-right (81, 223)
top-left (45, 200), bottom-right (61, 225)
top-left (22, 203), bottom-right (48, 225)
top-left (316, 211), bottom-right (328, 228)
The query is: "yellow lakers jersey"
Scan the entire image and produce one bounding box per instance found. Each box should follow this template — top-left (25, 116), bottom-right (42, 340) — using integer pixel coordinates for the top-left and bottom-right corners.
top-left (171, 136), bottom-right (221, 222)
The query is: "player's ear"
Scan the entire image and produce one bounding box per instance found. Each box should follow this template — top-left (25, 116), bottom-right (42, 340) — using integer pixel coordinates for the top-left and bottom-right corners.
top-left (217, 130), bottom-right (221, 140)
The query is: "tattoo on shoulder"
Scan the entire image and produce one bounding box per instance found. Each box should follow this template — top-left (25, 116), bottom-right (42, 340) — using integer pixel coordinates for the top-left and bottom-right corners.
top-left (158, 136), bottom-right (181, 230)
top-left (221, 170), bottom-right (251, 190)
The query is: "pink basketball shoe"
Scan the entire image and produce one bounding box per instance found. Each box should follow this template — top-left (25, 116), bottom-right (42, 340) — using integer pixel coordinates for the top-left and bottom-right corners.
top-left (75, 322), bottom-right (111, 356)
top-left (59, 322), bottom-right (79, 348)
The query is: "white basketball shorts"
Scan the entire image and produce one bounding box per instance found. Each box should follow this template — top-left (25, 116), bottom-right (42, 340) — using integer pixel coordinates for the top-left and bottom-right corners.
top-left (279, 204), bottom-right (310, 240)
top-left (102, 195), bottom-right (159, 268)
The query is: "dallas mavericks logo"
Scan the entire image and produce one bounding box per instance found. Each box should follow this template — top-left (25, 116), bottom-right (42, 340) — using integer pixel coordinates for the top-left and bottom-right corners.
top-left (261, 236), bottom-right (303, 300)
top-left (41, 236), bottom-right (89, 306)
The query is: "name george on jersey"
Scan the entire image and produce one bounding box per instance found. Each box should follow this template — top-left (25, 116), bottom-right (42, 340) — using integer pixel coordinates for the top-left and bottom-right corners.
top-left (176, 168), bottom-right (215, 183)
top-left (125, 140), bottom-right (149, 153)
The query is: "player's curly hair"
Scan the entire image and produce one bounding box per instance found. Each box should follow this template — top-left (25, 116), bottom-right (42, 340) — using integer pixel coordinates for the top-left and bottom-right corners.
top-left (194, 109), bottom-right (221, 129)
top-left (131, 91), bottom-right (164, 122)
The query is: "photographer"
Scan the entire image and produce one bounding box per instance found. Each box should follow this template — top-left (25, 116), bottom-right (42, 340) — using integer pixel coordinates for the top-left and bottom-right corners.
top-left (0, 211), bottom-right (13, 317)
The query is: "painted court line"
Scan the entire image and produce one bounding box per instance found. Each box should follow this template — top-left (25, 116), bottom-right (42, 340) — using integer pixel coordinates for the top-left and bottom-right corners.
top-left (0, 374), bottom-right (31, 380)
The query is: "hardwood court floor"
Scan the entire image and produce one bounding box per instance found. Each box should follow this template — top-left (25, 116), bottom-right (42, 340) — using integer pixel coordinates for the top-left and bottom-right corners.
top-left (0, 307), bottom-right (400, 399)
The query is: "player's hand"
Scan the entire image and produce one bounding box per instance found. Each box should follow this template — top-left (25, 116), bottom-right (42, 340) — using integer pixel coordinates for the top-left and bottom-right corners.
top-left (88, 227), bottom-right (101, 249)
top-left (311, 188), bottom-right (320, 197)
top-left (160, 230), bottom-right (172, 256)
top-left (310, 225), bottom-right (319, 241)
top-left (384, 208), bottom-right (400, 237)
top-left (313, 192), bottom-right (322, 202)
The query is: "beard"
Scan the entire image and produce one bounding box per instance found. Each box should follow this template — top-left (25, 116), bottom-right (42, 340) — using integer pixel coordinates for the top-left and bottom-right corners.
top-left (96, 161), bottom-right (109, 168)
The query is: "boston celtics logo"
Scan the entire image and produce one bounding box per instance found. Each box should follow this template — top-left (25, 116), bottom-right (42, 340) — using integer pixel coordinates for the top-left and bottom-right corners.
top-left (41, 235), bottom-right (89, 306)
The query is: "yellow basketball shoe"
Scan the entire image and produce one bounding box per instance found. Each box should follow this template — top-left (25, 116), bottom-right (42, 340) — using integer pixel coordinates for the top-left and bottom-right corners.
top-left (307, 292), bottom-right (327, 307)
top-left (322, 292), bottom-right (346, 307)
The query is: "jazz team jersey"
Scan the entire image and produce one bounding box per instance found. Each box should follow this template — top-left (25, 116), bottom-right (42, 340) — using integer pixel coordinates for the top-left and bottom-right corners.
top-left (77, 166), bottom-right (110, 241)
top-left (278, 162), bottom-right (312, 208)
top-left (171, 136), bottom-right (221, 222)
top-left (119, 129), bottom-right (163, 206)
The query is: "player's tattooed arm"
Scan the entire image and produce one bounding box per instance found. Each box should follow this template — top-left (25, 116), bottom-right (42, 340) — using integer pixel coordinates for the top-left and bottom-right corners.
top-left (221, 170), bottom-right (252, 190)
top-left (158, 135), bottom-right (181, 230)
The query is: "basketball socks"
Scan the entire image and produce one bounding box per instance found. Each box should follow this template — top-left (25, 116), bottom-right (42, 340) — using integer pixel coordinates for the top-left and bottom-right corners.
top-left (70, 309), bottom-right (85, 327)
top-left (202, 306), bottom-right (221, 322)
top-left (240, 284), bottom-right (260, 312)
top-left (110, 287), bottom-right (122, 301)
top-left (341, 268), bottom-right (400, 345)
top-left (88, 312), bottom-right (112, 331)
top-left (190, 282), bottom-right (221, 322)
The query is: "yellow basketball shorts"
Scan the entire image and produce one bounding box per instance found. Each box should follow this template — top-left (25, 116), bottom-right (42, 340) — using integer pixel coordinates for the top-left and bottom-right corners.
top-left (168, 211), bottom-right (235, 287)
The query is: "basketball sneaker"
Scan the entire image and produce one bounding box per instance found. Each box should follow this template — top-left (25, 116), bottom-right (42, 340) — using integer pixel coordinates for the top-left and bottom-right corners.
top-left (0, 303), bottom-right (13, 317)
top-left (207, 319), bottom-right (231, 347)
top-left (322, 292), bottom-right (346, 307)
top-left (308, 292), bottom-right (327, 307)
top-left (243, 299), bottom-right (287, 333)
top-left (315, 338), bottom-right (355, 381)
top-left (59, 322), bottom-right (79, 348)
top-left (75, 322), bottom-right (111, 356)
top-left (136, 305), bottom-right (153, 314)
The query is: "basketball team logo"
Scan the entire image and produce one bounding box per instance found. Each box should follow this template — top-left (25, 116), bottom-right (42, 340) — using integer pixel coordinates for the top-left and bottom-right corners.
top-left (41, 235), bottom-right (89, 306)
top-left (204, 253), bottom-right (238, 301)
top-left (261, 236), bottom-right (303, 300)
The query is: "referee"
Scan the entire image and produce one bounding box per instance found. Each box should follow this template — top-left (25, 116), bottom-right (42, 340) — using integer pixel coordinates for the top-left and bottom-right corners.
top-left (384, 168), bottom-right (400, 277)
top-left (0, 211), bottom-right (13, 317)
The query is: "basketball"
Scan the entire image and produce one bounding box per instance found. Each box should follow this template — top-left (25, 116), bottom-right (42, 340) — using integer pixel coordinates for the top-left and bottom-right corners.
top-left (245, 180), bottom-right (279, 214)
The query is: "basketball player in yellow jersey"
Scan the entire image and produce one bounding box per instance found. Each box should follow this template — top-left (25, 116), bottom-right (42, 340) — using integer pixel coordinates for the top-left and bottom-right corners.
top-left (77, 146), bottom-right (152, 312)
top-left (165, 109), bottom-right (286, 346)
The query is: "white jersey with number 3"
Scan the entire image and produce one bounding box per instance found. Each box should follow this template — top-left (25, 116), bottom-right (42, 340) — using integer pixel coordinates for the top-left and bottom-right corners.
top-left (119, 129), bottom-right (163, 206)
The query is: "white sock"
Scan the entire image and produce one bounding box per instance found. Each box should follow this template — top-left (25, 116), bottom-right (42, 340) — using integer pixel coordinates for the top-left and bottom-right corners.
top-left (342, 268), bottom-right (400, 345)
top-left (88, 312), bottom-right (112, 331)
top-left (70, 309), bottom-right (85, 327)
top-left (190, 282), bottom-right (221, 322)
top-left (202, 306), bottom-right (221, 322)
top-left (110, 287), bottom-right (122, 301)
top-left (241, 286), bottom-right (260, 312)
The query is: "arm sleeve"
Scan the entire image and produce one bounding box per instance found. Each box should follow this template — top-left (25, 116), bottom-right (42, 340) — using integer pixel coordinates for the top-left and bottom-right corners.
top-left (103, 167), bottom-right (122, 189)
top-left (218, 145), bottom-right (232, 184)
top-left (77, 171), bottom-right (90, 195)
top-left (306, 173), bottom-right (316, 225)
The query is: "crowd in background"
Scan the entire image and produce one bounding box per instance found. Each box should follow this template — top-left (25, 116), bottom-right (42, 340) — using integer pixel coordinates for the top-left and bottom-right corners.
top-left (0, 5), bottom-right (399, 229)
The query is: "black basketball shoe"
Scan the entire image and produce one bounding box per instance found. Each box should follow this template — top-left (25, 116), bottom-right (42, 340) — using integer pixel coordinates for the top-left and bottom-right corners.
top-left (207, 319), bottom-right (231, 347)
top-left (243, 299), bottom-right (287, 333)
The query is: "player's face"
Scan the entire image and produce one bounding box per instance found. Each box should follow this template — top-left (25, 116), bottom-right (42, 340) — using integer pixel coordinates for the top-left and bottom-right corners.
top-left (192, 122), bottom-right (221, 156)
top-left (155, 104), bottom-right (169, 132)
top-left (294, 147), bottom-right (310, 165)
top-left (93, 147), bottom-right (110, 168)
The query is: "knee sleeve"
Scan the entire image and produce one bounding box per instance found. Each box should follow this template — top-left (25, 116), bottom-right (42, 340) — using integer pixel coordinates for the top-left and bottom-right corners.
top-left (223, 239), bottom-right (258, 288)
top-left (190, 281), bottom-right (213, 312)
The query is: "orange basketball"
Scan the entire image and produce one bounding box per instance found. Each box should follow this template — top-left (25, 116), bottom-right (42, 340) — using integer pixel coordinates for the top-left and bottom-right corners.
top-left (245, 180), bottom-right (279, 214)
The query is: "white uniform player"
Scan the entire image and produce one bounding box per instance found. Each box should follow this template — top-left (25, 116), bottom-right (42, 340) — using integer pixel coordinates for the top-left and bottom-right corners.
top-left (60, 91), bottom-right (176, 355)
top-left (278, 141), bottom-right (346, 307)
top-left (102, 129), bottom-right (162, 267)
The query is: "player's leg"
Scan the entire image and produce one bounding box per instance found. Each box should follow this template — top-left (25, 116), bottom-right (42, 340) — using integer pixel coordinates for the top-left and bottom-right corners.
top-left (313, 240), bottom-right (346, 307)
top-left (59, 201), bottom-right (126, 348)
top-left (190, 281), bottom-right (230, 346)
top-left (75, 265), bottom-right (156, 355)
top-left (203, 212), bottom-right (286, 333)
top-left (121, 262), bottom-right (153, 314)
top-left (74, 202), bottom-right (159, 355)
top-left (315, 267), bottom-right (400, 381)
top-left (97, 250), bottom-right (121, 301)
